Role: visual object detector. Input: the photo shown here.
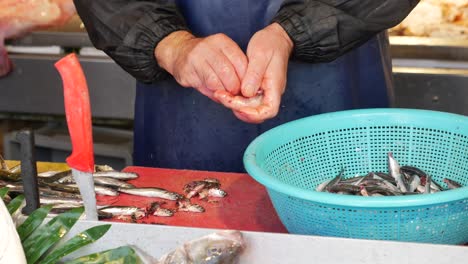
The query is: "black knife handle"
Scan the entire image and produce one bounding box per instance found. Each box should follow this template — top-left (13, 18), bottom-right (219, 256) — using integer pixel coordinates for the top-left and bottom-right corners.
top-left (16, 130), bottom-right (40, 215)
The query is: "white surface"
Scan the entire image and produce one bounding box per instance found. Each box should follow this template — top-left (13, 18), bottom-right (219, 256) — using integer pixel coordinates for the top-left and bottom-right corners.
top-left (0, 199), bottom-right (26, 264)
top-left (61, 221), bottom-right (468, 263)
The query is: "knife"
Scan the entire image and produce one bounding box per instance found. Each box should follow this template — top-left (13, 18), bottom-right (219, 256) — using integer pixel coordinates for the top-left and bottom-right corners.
top-left (55, 53), bottom-right (98, 221)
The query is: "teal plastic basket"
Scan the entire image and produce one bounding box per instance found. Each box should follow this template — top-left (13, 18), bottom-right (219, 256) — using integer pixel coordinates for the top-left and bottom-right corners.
top-left (244, 108), bottom-right (468, 244)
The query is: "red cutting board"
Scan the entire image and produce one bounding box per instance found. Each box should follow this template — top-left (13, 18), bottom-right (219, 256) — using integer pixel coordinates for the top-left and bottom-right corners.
top-left (96, 166), bottom-right (288, 233)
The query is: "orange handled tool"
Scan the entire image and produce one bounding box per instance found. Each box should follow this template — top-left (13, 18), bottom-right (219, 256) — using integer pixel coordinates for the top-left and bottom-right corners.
top-left (55, 53), bottom-right (98, 220)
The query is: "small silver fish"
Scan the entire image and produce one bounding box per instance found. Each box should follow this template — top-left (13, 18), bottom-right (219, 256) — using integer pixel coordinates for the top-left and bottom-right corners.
top-left (352, 175), bottom-right (366, 186)
top-left (66, 184), bottom-right (119, 196)
top-left (40, 170), bottom-right (73, 183)
top-left (177, 199), bottom-right (205, 213)
top-left (378, 179), bottom-right (402, 193)
top-left (208, 188), bottom-right (227, 198)
top-left (8, 165), bottom-right (21, 174)
top-left (430, 180), bottom-right (445, 191)
top-left (329, 184), bottom-right (361, 193)
top-left (184, 181), bottom-right (207, 198)
top-left (154, 208), bottom-right (174, 217)
top-left (443, 178), bottom-right (462, 189)
top-left (94, 165), bottom-right (115, 172)
top-left (425, 175), bottom-right (432, 194)
top-left (204, 178), bottom-right (220, 184)
top-left (315, 180), bottom-right (331, 192)
top-left (409, 175), bottom-right (421, 193)
top-left (340, 176), bottom-right (364, 184)
top-left (198, 189), bottom-right (209, 200)
top-left (324, 168), bottom-right (344, 192)
top-left (388, 152), bottom-right (408, 193)
top-left (360, 186), bottom-right (369, 196)
top-left (366, 186), bottom-right (400, 196)
top-left (118, 187), bottom-right (183, 200)
top-left (56, 175), bottom-right (75, 184)
top-left (40, 197), bottom-right (83, 206)
top-left (147, 202), bottom-right (174, 217)
top-left (93, 171), bottom-right (139, 180)
top-left (94, 177), bottom-right (135, 189)
top-left (100, 206), bottom-right (146, 219)
top-left (416, 185), bottom-right (426, 193)
top-left (374, 172), bottom-right (397, 184)
top-left (37, 171), bottom-right (61, 178)
top-left (50, 203), bottom-right (84, 209)
top-left (0, 180), bottom-right (22, 189)
top-left (39, 188), bottom-right (82, 199)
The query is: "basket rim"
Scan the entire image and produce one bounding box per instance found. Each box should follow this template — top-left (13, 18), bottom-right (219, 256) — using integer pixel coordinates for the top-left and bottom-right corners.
top-left (243, 108), bottom-right (468, 208)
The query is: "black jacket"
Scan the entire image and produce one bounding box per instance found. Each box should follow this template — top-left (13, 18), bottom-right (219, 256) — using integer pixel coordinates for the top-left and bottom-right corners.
top-left (73, 0), bottom-right (418, 84)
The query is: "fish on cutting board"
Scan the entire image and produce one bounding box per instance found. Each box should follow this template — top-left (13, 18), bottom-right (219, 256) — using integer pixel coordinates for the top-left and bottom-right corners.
top-left (118, 187), bottom-right (184, 201)
top-left (147, 202), bottom-right (174, 217)
top-left (0, 0), bottom-right (76, 77)
top-left (184, 178), bottom-right (228, 200)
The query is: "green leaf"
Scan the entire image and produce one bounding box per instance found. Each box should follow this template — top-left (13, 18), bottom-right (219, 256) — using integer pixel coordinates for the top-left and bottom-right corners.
top-left (23, 207), bottom-right (84, 264)
top-left (7, 194), bottom-right (24, 214)
top-left (67, 246), bottom-right (143, 264)
top-left (0, 187), bottom-right (9, 199)
top-left (40, 224), bottom-right (112, 264)
top-left (17, 205), bottom-right (54, 241)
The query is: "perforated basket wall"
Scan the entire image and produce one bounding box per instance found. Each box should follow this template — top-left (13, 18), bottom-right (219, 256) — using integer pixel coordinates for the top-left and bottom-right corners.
top-left (244, 109), bottom-right (468, 244)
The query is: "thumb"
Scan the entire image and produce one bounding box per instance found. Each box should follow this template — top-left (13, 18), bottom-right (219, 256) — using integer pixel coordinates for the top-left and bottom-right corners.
top-left (241, 55), bottom-right (269, 98)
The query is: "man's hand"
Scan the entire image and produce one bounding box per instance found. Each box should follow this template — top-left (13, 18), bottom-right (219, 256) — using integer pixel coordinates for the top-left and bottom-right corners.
top-left (155, 31), bottom-right (247, 101)
top-left (214, 23), bottom-right (293, 123)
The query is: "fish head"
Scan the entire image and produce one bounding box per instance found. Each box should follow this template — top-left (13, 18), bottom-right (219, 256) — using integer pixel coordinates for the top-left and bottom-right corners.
top-left (203, 178), bottom-right (220, 184)
top-left (208, 188), bottom-right (227, 198)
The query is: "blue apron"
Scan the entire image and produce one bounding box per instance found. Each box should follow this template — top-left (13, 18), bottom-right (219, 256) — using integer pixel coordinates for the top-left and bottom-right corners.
top-left (133, 0), bottom-right (393, 172)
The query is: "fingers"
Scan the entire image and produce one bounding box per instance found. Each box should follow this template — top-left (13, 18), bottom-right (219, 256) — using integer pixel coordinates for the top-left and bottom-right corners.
top-left (206, 34), bottom-right (247, 94)
top-left (219, 40), bottom-right (248, 81)
top-left (233, 110), bottom-right (262, 124)
top-left (214, 90), bottom-right (263, 109)
top-left (184, 34), bottom-right (245, 96)
top-left (203, 62), bottom-right (226, 92)
top-left (206, 50), bottom-right (241, 94)
top-left (241, 53), bottom-right (271, 98)
top-left (191, 63), bottom-right (218, 102)
top-left (214, 52), bottom-right (287, 123)
top-left (214, 90), bottom-right (272, 124)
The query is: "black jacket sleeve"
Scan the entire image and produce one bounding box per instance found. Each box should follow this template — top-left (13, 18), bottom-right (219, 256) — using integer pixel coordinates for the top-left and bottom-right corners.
top-left (73, 0), bottom-right (189, 83)
top-left (272, 0), bottom-right (419, 62)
